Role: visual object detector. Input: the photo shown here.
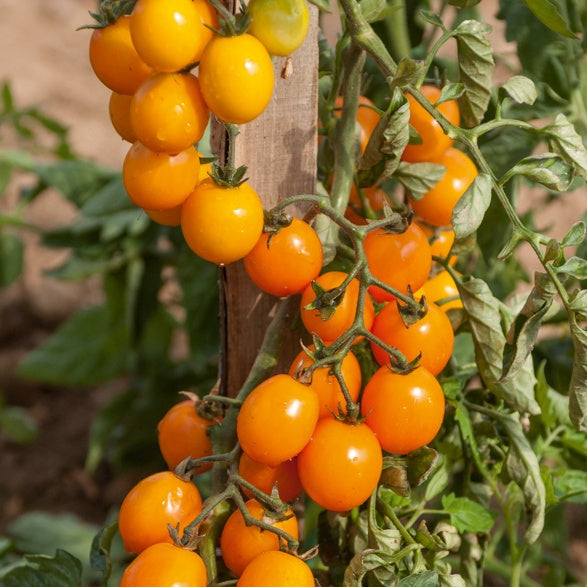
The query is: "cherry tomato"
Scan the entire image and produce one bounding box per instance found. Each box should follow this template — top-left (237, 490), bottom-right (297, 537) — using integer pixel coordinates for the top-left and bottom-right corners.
top-left (237, 551), bottom-right (315, 587)
top-left (181, 178), bottom-right (264, 265)
top-left (333, 95), bottom-right (380, 154)
top-left (370, 299), bottom-right (454, 375)
top-left (300, 271), bottom-right (374, 343)
top-left (220, 499), bottom-right (299, 577)
top-left (118, 471), bottom-right (202, 554)
top-left (198, 33), bottom-right (274, 124)
top-left (247, 0), bottom-right (310, 57)
top-left (243, 218), bottom-right (323, 297)
top-left (157, 399), bottom-right (220, 473)
top-left (416, 269), bottom-right (462, 312)
top-left (409, 147), bottom-right (478, 227)
top-left (238, 453), bottom-right (303, 502)
top-left (418, 222), bottom-right (457, 266)
top-left (288, 345), bottom-right (361, 419)
top-left (237, 374), bottom-right (320, 467)
top-left (344, 184), bottom-right (386, 225)
top-left (401, 85), bottom-right (460, 163)
top-left (361, 365), bottom-right (445, 455)
top-left (297, 418), bottom-right (382, 512)
top-left (130, 0), bottom-right (217, 72)
top-left (120, 543), bottom-right (207, 587)
top-left (364, 222), bottom-right (432, 303)
top-left (130, 72), bottom-right (209, 154)
top-left (109, 92), bottom-right (137, 143)
top-left (236, 550), bottom-right (316, 587)
top-left (89, 15), bottom-right (153, 95)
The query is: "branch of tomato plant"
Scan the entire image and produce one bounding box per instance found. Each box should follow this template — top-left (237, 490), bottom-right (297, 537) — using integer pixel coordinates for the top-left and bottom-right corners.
top-left (382, 0), bottom-right (411, 63)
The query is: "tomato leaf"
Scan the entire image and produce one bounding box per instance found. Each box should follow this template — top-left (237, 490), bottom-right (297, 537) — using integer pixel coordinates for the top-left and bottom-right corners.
top-left (395, 162), bottom-right (446, 201)
top-left (543, 113), bottom-right (587, 179)
top-left (500, 75), bottom-right (537, 105)
top-left (451, 173), bottom-right (492, 239)
top-left (441, 493), bottom-right (496, 534)
top-left (521, 0), bottom-right (577, 38)
top-left (0, 232), bottom-right (23, 287)
top-left (554, 256), bottom-right (587, 280)
top-left (392, 58), bottom-right (427, 90)
top-left (0, 405), bottom-right (38, 445)
top-left (419, 10), bottom-right (445, 30)
top-left (455, 20), bottom-right (495, 127)
top-left (561, 221), bottom-right (586, 248)
top-left (359, 0), bottom-right (388, 23)
top-left (568, 289), bottom-right (587, 318)
top-left (535, 362), bottom-right (571, 429)
top-left (90, 522), bottom-right (118, 582)
top-left (569, 320), bottom-right (587, 431)
top-left (398, 571), bottom-right (440, 586)
top-left (501, 153), bottom-right (574, 191)
top-left (0, 549), bottom-right (82, 587)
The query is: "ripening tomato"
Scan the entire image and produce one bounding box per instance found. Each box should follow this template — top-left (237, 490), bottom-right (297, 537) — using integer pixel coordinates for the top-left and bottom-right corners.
top-left (300, 271), bottom-right (374, 343)
top-left (409, 148), bottom-right (478, 227)
top-left (220, 499), bottom-right (299, 577)
top-left (130, 72), bottom-right (209, 154)
top-left (181, 178), bottom-right (264, 265)
top-left (401, 85), bottom-right (460, 163)
top-left (237, 374), bottom-right (319, 467)
top-left (361, 365), bottom-right (445, 455)
top-left (288, 345), bottom-right (361, 419)
top-left (157, 399), bottom-right (220, 473)
top-left (333, 95), bottom-right (380, 155)
top-left (89, 15), bottom-right (154, 95)
top-left (418, 222), bottom-right (457, 266)
top-left (198, 33), bottom-right (274, 124)
top-left (370, 300), bottom-right (454, 375)
top-left (364, 222), bottom-right (432, 303)
top-left (344, 184), bottom-right (386, 225)
top-left (118, 471), bottom-right (202, 554)
top-left (123, 142), bottom-right (200, 210)
top-left (297, 418), bottom-right (382, 512)
top-left (237, 551), bottom-right (315, 587)
top-left (120, 543), bottom-right (207, 587)
top-left (109, 92), bottom-right (137, 143)
top-left (243, 218), bottom-right (323, 297)
top-left (247, 0), bottom-right (310, 56)
top-left (416, 270), bottom-right (463, 312)
top-left (238, 453), bottom-right (303, 502)
top-left (130, 0), bottom-right (217, 72)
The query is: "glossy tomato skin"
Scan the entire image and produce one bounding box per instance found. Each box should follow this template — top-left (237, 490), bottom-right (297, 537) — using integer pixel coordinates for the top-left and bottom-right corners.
top-left (409, 148), bottom-right (478, 227)
top-left (108, 92), bottom-right (137, 143)
top-left (220, 499), bottom-right (299, 577)
top-left (237, 374), bottom-right (320, 467)
top-left (362, 365), bottom-right (445, 455)
top-left (89, 15), bottom-right (153, 95)
top-left (244, 218), bottom-right (323, 297)
top-left (123, 142), bottom-right (200, 210)
top-left (157, 399), bottom-right (219, 473)
top-left (238, 452), bottom-right (303, 502)
top-left (418, 222), bottom-right (457, 266)
top-left (119, 542), bottom-right (207, 587)
top-left (364, 222), bottom-right (432, 303)
top-left (118, 471), bottom-right (202, 554)
top-left (237, 550), bottom-right (315, 587)
top-left (130, 72), bottom-right (209, 154)
top-left (130, 0), bottom-right (217, 72)
top-left (181, 179), bottom-right (264, 265)
top-left (288, 344), bottom-right (361, 419)
top-left (198, 33), bottom-right (274, 124)
top-left (401, 85), bottom-right (460, 163)
top-left (417, 270), bottom-right (463, 312)
top-left (300, 271), bottom-right (375, 343)
top-left (247, 0), bottom-right (309, 56)
top-left (370, 300), bottom-right (454, 375)
top-left (297, 418), bottom-right (382, 512)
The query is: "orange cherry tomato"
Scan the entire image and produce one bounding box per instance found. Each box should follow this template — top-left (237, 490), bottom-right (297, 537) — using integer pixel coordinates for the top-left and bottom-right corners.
top-left (244, 218), bottom-right (323, 297)
top-left (417, 222), bottom-right (457, 266)
top-left (364, 222), bottom-right (432, 303)
top-left (89, 15), bottom-right (154, 95)
top-left (109, 92), bottom-right (137, 143)
top-left (144, 206), bottom-right (183, 226)
top-left (297, 418), bottom-right (382, 512)
top-left (288, 344), bottom-right (361, 419)
top-left (333, 95), bottom-right (380, 154)
top-left (237, 374), bottom-right (320, 467)
top-left (120, 543), bottom-right (207, 587)
top-left (300, 271), bottom-right (375, 343)
top-left (416, 270), bottom-right (463, 312)
top-left (401, 85), bottom-right (460, 163)
top-left (361, 365), bottom-right (445, 455)
top-left (344, 184), bottom-right (386, 225)
top-left (409, 148), bottom-right (478, 227)
top-left (118, 471), bottom-right (202, 554)
top-left (220, 499), bottom-right (299, 577)
top-left (370, 299), bottom-right (455, 375)
top-left (130, 72), bottom-right (209, 154)
top-left (237, 550), bottom-right (315, 587)
top-left (238, 452), bottom-right (303, 502)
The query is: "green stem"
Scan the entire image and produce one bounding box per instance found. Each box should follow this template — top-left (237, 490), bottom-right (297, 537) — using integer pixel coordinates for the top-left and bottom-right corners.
top-left (383, 0), bottom-right (411, 63)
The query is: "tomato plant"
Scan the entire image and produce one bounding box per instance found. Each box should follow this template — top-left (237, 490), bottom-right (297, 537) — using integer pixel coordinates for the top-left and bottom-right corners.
top-left (236, 550), bottom-right (315, 587)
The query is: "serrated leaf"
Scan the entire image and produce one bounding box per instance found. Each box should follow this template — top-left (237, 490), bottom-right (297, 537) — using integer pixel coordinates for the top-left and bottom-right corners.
top-left (522, 0), bottom-right (577, 38)
top-left (441, 494), bottom-right (496, 533)
top-left (555, 256), bottom-right (587, 280)
top-left (504, 153), bottom-right (574, 191)
top-left (0, 232), bottom-right (23, 286)
top-left (569, 320), bottom-right (587, 430)
top-left (455, 20), bottom-right (495, 127)
top-left (544, 113), bottom-right (587, 179)
top-left (451, 173), bottom-right (492, 239)
top-left (396, 161), bottom-right (446, 201)
top-left (561, 221), bottom-right (586, 247)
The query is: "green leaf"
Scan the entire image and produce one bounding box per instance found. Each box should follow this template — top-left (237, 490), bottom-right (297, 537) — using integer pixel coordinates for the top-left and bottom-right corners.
top-left (90, 522), bottom-right (118, 582)
top-left (568, 289), bottom-right (587, 318)
top-left (451, 173), bottom-right (492, 239)
top-left (522, 0), bottom-right (577, 38)
top-left (396, 161), bottom-right (446, 201)
top-left (561, 221), bottom-right (586, 247)
top-left (359, 0), bottom-right (387, 22)
top-left (398, 571), bottom-right (440, 586)
top-left (555, 256), bottom-right (587, 280)
top-left (441, 494), bottom-right (496, 534)
top-left (569, 320), bottom-right (587, 431)
top-left (455, 20), bottom-right (495, 127)
top-left (419, 10), bottom-right (445, 30)
top-left (549, 468), bottom-right (587, 504)
top-left (0, 550), bottom-right (82, 587)
top-left (500, 75), bottom-right (537, 105)
top-left (17, 306), bottom-right (129, 387)
top-left (0, 232), bottom-right (23, 287)
top-left (503, 153), bottom-right (574, 191)
top-left (535, 361), bottom-right (571, 429)
top-left (438, 83), bottom-right (465, 104)
top-left (544, 114), bottom-right (587, 179)
top-left (0, 405), bottom-right (38, 445)
top-left (392, 58), bottom-right (427, 90)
